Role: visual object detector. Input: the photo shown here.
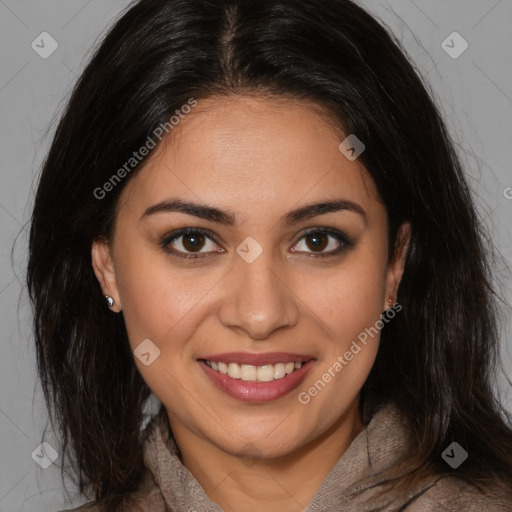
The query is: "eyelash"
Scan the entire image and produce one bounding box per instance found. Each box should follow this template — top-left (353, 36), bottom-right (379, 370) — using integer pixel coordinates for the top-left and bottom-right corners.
top-left (160, 227), bottom-right (354, 260)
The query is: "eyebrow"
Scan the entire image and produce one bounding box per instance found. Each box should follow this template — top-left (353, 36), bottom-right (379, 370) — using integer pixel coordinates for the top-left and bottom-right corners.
top-left (140, 198), bottom-right (368, 226)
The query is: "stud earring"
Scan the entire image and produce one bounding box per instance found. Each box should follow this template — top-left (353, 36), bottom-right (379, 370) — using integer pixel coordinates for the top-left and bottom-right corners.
top-left (105, 295), bottom-right (114, 308)
top-left (387, 298), bottom-right (394, 308)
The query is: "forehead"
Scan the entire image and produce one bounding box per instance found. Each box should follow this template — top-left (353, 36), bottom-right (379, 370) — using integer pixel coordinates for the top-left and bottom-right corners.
top-left (117, 95), bottom-right (383, 225)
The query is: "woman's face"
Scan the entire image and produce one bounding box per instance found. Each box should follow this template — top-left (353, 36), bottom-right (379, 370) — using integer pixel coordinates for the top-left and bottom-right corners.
top-left (93, 95), bottom-right (408, 459)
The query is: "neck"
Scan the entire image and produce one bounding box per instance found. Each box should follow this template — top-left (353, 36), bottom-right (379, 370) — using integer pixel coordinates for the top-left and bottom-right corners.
top-left (167, 399), bottom-right (364, 512)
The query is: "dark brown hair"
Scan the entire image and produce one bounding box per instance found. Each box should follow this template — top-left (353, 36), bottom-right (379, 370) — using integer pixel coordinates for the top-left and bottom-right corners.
top-left (27, 0), bottom-right (512, 509)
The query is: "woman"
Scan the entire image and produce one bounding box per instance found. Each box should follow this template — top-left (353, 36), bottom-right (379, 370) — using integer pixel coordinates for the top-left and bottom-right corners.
top-left (27, 0), bottom-right (512, 510)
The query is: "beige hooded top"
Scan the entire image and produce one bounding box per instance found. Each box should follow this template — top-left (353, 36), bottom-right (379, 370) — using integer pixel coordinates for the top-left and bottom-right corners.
top-left (62, 403), bottom-right (512, 511)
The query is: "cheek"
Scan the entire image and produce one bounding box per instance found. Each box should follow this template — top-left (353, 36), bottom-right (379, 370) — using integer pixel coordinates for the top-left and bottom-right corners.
top-left (113, 240), bottom-right (211, 351)
top-left (292, 264), bottom-right (386, 445)
top-left (114, 252), bottom-right (214, 410)
top-left (314, 255), bottom-right (387, 345)
top-left (306, 248), bottom-right (387, 397)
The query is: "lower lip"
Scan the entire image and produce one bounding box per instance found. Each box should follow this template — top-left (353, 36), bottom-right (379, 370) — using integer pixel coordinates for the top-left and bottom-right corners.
top-left (198, 360), bottom-right (315, 403)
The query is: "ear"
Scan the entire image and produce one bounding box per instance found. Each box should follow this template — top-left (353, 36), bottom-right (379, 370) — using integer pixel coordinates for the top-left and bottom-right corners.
top-left (383, 222), bottom-right (411, 310)
top-left (91, 238), bottom-right (122, 312)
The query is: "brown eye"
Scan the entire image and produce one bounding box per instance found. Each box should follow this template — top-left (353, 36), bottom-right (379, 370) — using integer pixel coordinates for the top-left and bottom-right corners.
top-left (161, 228), bottom-right (222, 259)
top-left (291, 228), bottom-right (353, 258)
top-left (304, 232), bottom-right (329, 252)
top-left (181, 232), bottom-right (206, 252)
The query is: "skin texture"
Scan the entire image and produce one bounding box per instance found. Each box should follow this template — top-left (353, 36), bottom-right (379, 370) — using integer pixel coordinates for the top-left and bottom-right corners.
top-left (92, 95), bottom-right (410, 512)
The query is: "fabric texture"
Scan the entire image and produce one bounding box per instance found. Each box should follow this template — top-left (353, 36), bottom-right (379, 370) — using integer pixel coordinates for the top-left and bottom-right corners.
top-left (60, 403), bottom-right (512, 511)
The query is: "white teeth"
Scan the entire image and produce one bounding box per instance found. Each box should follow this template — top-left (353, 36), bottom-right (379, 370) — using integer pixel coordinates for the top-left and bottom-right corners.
top-left (205, 360), bottom-right (305, 381)
top-left (257, 365), bottom-right (274, 382)
top-left (240, 365), bottom-right (257, 381)
top-left (228, 363), bottom-right (240, 379)
top-left (273, 363), bottom-right (286, 379)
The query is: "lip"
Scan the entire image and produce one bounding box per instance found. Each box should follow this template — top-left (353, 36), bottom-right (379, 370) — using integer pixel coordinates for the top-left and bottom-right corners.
top-left (198, 358), bottom-right (316, 403)
top-left (197, 352), bottom-right (315, 366)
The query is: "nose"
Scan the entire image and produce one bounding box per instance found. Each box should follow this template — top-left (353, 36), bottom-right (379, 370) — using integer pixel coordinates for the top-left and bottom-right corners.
top-left (217, 246), bottom-right (299, 340)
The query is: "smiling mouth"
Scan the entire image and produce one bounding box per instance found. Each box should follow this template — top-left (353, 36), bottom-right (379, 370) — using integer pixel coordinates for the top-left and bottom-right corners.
top-left (198, 357), bottom-right (316, 403)
top-left (200, 360), bottom-right (309, 382)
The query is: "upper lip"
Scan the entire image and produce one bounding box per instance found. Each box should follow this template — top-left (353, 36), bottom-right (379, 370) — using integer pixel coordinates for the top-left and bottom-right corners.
top-left (198, 352), bottom-right (315, 366)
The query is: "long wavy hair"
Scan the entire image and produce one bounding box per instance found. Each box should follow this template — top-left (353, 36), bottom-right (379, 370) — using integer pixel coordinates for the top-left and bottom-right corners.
top-left (27, 0), bottom-right (512, 509)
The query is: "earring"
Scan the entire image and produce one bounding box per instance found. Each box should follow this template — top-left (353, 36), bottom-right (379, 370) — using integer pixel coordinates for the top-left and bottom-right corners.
top-left (387, 298), bottom-right (394, 308)
top-left (105, 295), bottom-right (114, 308)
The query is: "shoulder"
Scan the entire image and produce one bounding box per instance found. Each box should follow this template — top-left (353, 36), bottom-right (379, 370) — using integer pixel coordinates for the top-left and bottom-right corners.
top-left (57, 471), bottom-right (167, 512)
top-left (405, 476), bottom-right (512, 511)
top-left (57, 491), bottom-right (166, 512)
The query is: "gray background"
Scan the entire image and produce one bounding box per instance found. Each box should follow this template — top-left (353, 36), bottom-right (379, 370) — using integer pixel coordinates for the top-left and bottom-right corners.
top-left (1, 0), bottom-right (511, 510)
